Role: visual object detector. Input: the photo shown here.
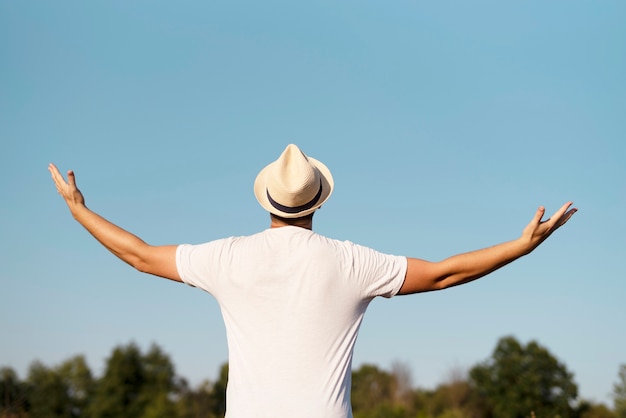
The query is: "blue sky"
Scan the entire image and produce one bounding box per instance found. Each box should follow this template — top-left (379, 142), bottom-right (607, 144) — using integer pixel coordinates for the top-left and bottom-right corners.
top-left (1, 0), bottom-right (624, 406)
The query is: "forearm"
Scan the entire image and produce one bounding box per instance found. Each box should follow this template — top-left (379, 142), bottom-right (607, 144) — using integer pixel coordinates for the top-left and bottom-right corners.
top-left (435, 238), bottom-right (530, 289)
top-left (70, 204), bottom-right (150, 270)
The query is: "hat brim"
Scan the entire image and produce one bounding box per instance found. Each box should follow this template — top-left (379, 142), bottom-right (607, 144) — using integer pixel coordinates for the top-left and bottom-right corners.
top-left (254, 156), bottom-right (334, 218)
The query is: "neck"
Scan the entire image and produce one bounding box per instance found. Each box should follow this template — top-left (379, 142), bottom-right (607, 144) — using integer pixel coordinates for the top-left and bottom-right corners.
top-left (269, 214), bottom-right (313, 230)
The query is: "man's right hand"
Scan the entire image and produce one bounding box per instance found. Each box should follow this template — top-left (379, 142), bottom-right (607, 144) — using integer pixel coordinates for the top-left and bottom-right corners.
top-left (48, 163), bottom-right (86, 214)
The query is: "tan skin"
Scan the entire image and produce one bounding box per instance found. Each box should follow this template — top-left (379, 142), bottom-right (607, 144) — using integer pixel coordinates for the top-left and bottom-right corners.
top-left (49, 163), bottom-right (577, 293)
top-left (270, 213), bottom-right (314, 230)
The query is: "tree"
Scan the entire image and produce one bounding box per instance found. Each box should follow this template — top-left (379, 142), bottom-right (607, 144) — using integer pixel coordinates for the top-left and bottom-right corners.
top-left (26, 360), bottom-right (74, 417)
top-left (57, 355), bottom-right (95, 417)
top-left (614, 364), bottom-right (626, 418)
top-left (175, 362), bottom-right (230, 418)
top-left (137, 343), bottom-right (181, 417)
top-left (0, 367), bottom-right (28, 418)
top-left (87, 342), bottom-right (181, 418)
top-left (469, 335), bottom-right (578, 418)
top-left (429, 375), bottom-right (479, 418)
top-left (408, 367), bottom-right (488, 418)
top-left (210, 363), bottom-right (228, 418)
top-left (390, 361), bottom-right (414, 408)
top-left (87, 343), bottom-right (146, 418)
top-left (577, 400), bottom-right (616, 418)
top-left (176, 379), bottom-right (215, 418)
top-left (351, 364), bottom-right (413, 418)
top-left (4, 356), bottom-right (92, 418)
top-left (352, 364), bottom-right (396, 414)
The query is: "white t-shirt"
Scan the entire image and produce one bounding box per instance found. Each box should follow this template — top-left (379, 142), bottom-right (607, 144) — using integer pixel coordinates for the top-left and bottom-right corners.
top-left (176, 226), bottom-right (407, 418)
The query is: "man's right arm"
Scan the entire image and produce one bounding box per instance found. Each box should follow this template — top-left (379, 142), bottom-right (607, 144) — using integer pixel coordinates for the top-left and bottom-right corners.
top-left (398, 202), bottom-right (576, 295)
top-left (49, 164), bottom-right (182, 282)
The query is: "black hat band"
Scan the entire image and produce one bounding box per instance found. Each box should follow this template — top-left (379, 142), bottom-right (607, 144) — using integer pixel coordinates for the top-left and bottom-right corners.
top-left (266, 179), bottom-right (323, 214)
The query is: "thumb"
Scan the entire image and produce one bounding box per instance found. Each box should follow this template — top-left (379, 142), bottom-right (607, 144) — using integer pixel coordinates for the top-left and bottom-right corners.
top-left (67, 170), bottom-right (77, 188)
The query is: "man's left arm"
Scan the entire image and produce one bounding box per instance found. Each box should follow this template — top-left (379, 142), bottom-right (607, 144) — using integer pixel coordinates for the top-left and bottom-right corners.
top-left (398, 202), bottom-right (576, 295)
top-left (49, 164), bottom-right (181, 282)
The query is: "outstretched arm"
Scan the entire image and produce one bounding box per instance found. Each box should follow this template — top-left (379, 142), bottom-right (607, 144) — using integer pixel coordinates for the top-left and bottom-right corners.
top-left (48, 164), bottom-right (182, 282)
top-left (398, 202), bottom-right (577, 295)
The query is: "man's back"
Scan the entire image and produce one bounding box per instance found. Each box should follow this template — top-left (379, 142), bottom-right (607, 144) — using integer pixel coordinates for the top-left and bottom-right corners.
top-left (176, 226), bottom-right (407, 417)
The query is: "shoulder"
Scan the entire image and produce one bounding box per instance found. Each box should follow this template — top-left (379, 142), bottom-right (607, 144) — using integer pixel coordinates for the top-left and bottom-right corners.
top-left (177, 233), bottom-right (261, 258)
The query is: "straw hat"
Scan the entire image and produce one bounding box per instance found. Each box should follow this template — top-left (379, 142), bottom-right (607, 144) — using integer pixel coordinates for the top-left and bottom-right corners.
top-left (254, 144), bottom-right (334, 218)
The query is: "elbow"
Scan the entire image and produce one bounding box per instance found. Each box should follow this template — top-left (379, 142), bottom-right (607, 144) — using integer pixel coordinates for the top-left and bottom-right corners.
top-left (122, 244), bottom-right (153, 274)
top-left (432, 275), bottom-right (456, 291)
top-left (108, 248), bottom-right (148, 272)
top-left (132, 256), bottom-right (153, 274)
top-left (134, 261), bottom-right (149, 274)
top-left (124, 253), bottom-right (149, 273)
top-left (432, 279), bottom-right (448, 291)
top-left (437, 272), bottom-right (480, 290)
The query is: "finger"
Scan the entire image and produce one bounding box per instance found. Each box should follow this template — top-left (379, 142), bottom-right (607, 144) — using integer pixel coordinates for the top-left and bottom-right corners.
top-left (531, 206), bottom-right (546, 226)
top-left (48, 163), bottom-right (61, 180)
top-left (48, 164), bottom-right (64, 188)
top-left (548, 202), bottom-right (573, 226)
top-left (48, 164), bottom-right (73, 198)
top-left (48, 163), bottom-right (65, 182)
top-left (556, 207), bottom-right (577, 227)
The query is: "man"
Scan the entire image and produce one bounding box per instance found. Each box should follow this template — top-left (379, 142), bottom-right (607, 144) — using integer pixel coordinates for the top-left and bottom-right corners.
top-left (49, 144), bottom-right (576, 418)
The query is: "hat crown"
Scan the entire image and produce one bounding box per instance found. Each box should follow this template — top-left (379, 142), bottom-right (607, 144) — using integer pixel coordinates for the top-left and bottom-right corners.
top-left (254, 144), bottom-right (333, 218)
top-left (266, 144), bottom-right (320, 207)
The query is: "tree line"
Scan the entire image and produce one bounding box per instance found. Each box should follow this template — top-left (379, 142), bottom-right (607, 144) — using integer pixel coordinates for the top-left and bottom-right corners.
top-left (2, 336), bottom-right (625, 418)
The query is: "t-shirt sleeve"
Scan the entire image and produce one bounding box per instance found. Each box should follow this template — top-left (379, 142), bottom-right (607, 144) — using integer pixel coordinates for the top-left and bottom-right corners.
top-left (346, 242), bottom-right (408, 299)
top-left (176, 242), bottom-right (221, 293)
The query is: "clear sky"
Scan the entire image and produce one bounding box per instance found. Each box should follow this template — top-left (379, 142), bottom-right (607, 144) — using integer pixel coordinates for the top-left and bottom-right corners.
top-left (1, 0), bottom-right (624, 407)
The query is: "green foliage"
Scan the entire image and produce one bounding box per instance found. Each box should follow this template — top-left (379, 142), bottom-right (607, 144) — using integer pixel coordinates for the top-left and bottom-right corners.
top-left (175, 379), bottom-right (215, 418)
top-left (211, 363), bottom-right (228, 417)
top-left (87, 342), bottom-right (179, 418)
top-left (141, 393), bottom-right (179, 418)
top-left (1, 338), bottom-right (617, 418)
top-left (1, 344), bottom-right (232, 418)
top-left (353, 402), bottom-right (409, 418)
top-left (27, 361), bottom-right (73, 417)
top-left (614, 364), bottom-right (626, 418)
top-left (1, 366), bottom-right (29, 417)
top-left (352, 364), bottom-right (396, 414)
top-left (411, 376), bottom-right (486, 418)
top-left (25, 356), bottom-right (93, 418)
top-left (577, 400), bottom-right (617, 418)
top-left (470, 335), bottom-right (579, 418)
